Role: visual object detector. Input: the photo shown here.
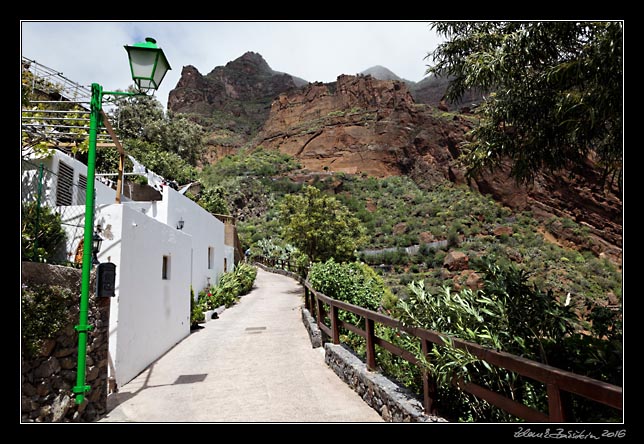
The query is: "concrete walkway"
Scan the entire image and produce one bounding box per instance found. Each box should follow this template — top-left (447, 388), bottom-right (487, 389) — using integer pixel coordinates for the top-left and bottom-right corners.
top-left (99, 268), bottom-right (383, 423)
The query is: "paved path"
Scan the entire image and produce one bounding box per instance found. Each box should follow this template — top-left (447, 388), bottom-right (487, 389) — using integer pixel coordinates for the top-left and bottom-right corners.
top-left (99, 268), bottom-right (383, 423)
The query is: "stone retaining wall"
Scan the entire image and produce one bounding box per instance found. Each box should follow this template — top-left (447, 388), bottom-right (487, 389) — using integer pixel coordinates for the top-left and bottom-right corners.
top-left (301, 308), bottom-right (323, 348)
top-left (21, 262), bottom-right (110, 422)
top-left (324, 343), bottom-right (448, 423)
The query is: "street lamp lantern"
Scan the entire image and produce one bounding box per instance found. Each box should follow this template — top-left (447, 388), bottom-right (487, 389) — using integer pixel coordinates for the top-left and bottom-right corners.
top-left (124, 37), bottom-right (171, 93)
top-left (92, 231), bottom-right (103, 265)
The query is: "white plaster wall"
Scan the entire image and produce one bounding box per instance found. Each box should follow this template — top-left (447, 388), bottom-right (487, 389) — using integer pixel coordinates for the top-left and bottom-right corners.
top-left (98, 203), bottom-right (192, 387)
top-left (151, 186), bottom-right (226, 293)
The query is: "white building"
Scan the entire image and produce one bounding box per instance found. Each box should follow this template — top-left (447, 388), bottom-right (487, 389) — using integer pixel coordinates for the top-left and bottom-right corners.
top-left (22, 149), bottom-right (235, 388)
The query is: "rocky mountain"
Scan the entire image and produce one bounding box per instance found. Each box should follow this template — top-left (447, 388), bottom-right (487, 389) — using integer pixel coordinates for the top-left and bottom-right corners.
top-left (359, 65), bottom-right (485, 112)
top-left (252, 74), bottom-right (622, 262)
top-left (411, 74), bottom-right (486, 112)
top-left (254, 74), bottom-right (460, 178)
top-left (167, 52), bottom-right (307, 162)
top-left (360, 65), bottom-right (403, 81)
top-left (166, 52), bottom-right (621, 262)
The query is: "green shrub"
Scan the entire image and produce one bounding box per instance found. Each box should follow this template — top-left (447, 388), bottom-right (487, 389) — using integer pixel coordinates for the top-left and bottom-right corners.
top-left (21, 202), bottom-right (67, 263)
top-left (199, 264), bottom-right (258, 310)
top-left (189, 285), bottom-right (204, 328)
top-left (22, 283), bottom-right (74, 357)
top-left (309, 258), bottom-right (396, 356)
top-left (308, 259), bottom-right (390, 314)
top-left (235, 263), bottom-right (258, 295)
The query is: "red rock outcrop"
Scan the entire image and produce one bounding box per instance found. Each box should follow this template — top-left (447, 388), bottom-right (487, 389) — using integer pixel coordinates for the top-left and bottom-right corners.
top-left (253, 74), bottom-right (622, 262)
top-left (254, 74), bottom-right (468, 179)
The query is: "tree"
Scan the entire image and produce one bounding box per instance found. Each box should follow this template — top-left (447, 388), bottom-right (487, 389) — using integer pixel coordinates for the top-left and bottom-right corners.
top-left (111, 92), bottom-right (205, 166)
top-left (428, 22), bottom-right (623, 186)
top-left (144, 112), bottom-right (205, 165)
top-left (278, 185), bottom-right (367, 263)
top-left (196, 186), bottom-right (230, 215)
top-left (111, 89), bottom-right (164, 140)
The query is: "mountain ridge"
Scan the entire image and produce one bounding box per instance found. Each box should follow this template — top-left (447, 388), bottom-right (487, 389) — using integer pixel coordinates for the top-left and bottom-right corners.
top-left (166, 52), bottom-right (621, 262)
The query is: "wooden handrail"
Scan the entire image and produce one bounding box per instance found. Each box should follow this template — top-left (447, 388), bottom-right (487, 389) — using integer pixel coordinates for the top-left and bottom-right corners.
top-left (305, 279), bottom-right (622, 422)
top-left (256, 257), bottom-right (623, 422)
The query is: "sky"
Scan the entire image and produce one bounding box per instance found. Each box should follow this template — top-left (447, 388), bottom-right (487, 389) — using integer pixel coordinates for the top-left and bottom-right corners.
top-left (21, 21), bottom-right (444, 110)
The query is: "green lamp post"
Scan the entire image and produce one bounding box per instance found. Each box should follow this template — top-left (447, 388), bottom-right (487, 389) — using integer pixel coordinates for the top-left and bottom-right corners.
top-left (72, 37), bottom-right (171, 405)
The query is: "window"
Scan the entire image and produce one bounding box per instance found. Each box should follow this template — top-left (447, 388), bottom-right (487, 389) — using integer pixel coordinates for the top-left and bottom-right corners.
top-left (162, 255), bottom-right (170, 280)
top-left (208, 247), bottom-right (214, 270)
top-left (224, 257), bottom-right (227, 273)
top-left (77, 174), bottom-right (87, 205)
top-left (56, 161), bottom-right (74, 206)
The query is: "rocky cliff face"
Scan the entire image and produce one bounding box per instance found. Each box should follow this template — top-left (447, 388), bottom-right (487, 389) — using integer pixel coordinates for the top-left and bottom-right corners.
top-left (253, 73), bottom-right (622, 262)
top-left (167, 52), bottom-right (305, 161)
top-left (168, 51), bottom-right (301, 116)
top-left (463, 161), bottom-right (622, 263)
top-left (254, 74), bottom-right (468, 178)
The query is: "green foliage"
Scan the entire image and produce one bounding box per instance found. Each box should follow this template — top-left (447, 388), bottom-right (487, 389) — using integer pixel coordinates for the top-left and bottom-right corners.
top-left (111, 90), bottom-right (164, 140)
top-left (104, 92), bottom-right (204, 177)
top-left (332, 176), bottom-right (620, 305)
top-left (195, 186), bottom-right (230, 215)
top-left (96, 95), bottom-right (201, 183)
top-left (235, 263), bottom-right (258, 295)
top-left (21, 283), bottom-right (74, 357)
top-left (189, 285), bottom-right (204, 328)
top-left (128, 141), bottom-right (197, 184)
top-left (428, 22), bottom-right (623, 185)
top-left (279, 185), bottom-right (368, 263)
top-left (394, 259), bottom-right (621, 421)
top-left (447, 226), bottom-right (460, 248)
top-left (199, 264), bottom-right (257, 310)
top-left (308, 259), bottom-right (393, 321)
top-left (214, 273), bottom-right (242, 308)
top-left (201, 148), bottom-right (300, 185)
top-left (21, 202), bottom-right (67, 263)
top-left (309, 259), bottom-right (395, 355)
top-left (251, 239), bottom-right (310, 274)
top-left (145, 112), bottom-right (205, 165)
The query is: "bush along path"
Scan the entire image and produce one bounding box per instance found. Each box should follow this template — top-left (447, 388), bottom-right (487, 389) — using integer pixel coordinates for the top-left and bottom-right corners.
top-left (190, 263), bottom-right (257, 328)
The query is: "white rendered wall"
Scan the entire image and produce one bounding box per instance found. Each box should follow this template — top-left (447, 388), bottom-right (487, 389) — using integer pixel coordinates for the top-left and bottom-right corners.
top-left (151, 186), bottom-right (226, 293)
top-left (98, 203), bottom-right (192, 387)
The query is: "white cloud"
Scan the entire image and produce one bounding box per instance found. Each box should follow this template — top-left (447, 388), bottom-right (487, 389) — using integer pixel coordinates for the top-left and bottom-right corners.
top-left (21, 21), bottom-right (444, 110)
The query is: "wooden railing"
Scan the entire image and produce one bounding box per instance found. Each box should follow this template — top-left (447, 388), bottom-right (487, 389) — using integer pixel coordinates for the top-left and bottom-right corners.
top-left (298, 281), bottom-right (622, 423)
top-left (254, 255), bottom-right (309, 278)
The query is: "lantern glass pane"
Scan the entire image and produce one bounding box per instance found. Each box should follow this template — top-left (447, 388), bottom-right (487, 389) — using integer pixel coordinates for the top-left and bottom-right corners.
top-left (136, 78), bottom-right (155, 91)
top-left (153, 55), bottom-right (170, 87)
top-left (129, 50), bottom-right (157, 79)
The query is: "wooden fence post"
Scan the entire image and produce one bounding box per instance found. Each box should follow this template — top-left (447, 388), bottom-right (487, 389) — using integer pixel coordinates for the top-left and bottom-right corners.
top-left (331, 305), bottom-right (340, 344)
top-left (365, 318), bottom-right (376, 370)
top-left (547, 383), bottom-right (571, 422)
top-left (421, 338), bottom-right (437, 414)
top-left (316, 297), bottom-right (326, 331)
